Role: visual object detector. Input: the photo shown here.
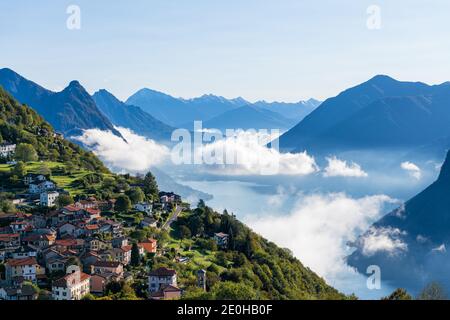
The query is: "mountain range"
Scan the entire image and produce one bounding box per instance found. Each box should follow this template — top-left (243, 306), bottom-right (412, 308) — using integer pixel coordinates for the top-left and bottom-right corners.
top-left (92, 89), bottom-right (175, 142)
top-left (0, 68), bottom-right (122, 138)
top-left (0, 68), bottom-right (321, 142)
top-left (126, 88), bottom-right (319, 129)
top-left (253, 98), bottom-right (321, 121)
top-left (278, 75), bottom-right (450, 154)
top-left (202, 104), bottom-right (297, 131)
top-left (348, 150), bottom-right (450, 293)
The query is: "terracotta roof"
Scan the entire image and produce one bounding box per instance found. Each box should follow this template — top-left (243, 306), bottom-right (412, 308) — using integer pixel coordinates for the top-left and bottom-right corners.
top-left (85, 208), bottom-right (101, 215)
top-left (52, 272), bottom-right (90, 288)
top-left (161, 284), bottom-right (182, 292)
top-left (22, 233), bottom-right (55, 242)
top-left (142, 238), bottom-right (157, 244)
top-left (93, 261), bottom-right (122, 268)
top-left (62, 249), bottom-right (78, 255)
top-left (138, 242), bottom-right (157, 253)
top-left (11, 221), bottom-right (28, 225)
top-left (81, 251), bottom-right (100, 259)
top-left (6, 257), bottom-right (38, 267)
top-left (63, 205), bottom-right (81, 212)
top-left (55, 239), bottom-right (78, 247)
top-left (78, 200), bottom-right (97, 205)
top-left (0, 233), bottom-right (20, 241)
top-left (22, 234), bottom-right (39, 242)
top-left (151, 285), bottom-right (182, 298)
top-left (103, 220), bottom-right (120, 226)
top-left (85, 225), bottom-right (99, 231)
top-left (149, 267), bottom-right (176, 277)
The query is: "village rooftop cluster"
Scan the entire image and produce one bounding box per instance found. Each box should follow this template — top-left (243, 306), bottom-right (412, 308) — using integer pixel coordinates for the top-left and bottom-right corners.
top-left (0, 165), bottom-right (228, 300)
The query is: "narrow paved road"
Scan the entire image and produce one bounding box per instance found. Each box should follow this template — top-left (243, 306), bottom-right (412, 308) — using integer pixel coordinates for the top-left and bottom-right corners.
top-left (162, 206), bottom-right (182, 230)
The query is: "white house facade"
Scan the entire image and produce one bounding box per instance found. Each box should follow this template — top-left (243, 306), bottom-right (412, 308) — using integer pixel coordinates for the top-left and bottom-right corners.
top-left (52, 265), bottom-right (91, 300)
top-left (29, 181), bottom-right (56, 194)
top-left (148, 267), bottom-right (177, 293)
top-left (0, 143), bottom-right (16, 158)
top-left (40, 191), bottom-right (59, 207)
top-left (134, 202), bottom-right (153, 215)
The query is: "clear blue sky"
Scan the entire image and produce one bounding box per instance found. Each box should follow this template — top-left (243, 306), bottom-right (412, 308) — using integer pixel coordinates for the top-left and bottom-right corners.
top-left (1, 0), bottom-right (450, 102)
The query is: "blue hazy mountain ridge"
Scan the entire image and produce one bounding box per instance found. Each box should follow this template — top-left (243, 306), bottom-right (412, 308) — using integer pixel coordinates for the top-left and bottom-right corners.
top-left (92, 89), bottom-right (175, 143)
top-left (202, 104), bottom-right (297, 130)
top-left (253, 98), bottom-right (321, 122)
top-left (126, 88), bottom-right (319, 130)
top-left (126, 88), bottom-right (201, 127)
top-left (278, 75), bottom-right (450, 153)
top-left (348, 150), bottom-right (450, 292)
top-left (0, 68), bottom-right (123, 138)
top-left (126, 89), bottom-right (246, 127)
top-left (309, 93), bottom-right (450, 150)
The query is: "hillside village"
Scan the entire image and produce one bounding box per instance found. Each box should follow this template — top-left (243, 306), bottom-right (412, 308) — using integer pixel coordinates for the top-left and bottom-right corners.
top-left (0, 155), bottom-right (195, 300)
top-left (0, 155), bottom-right (343, 301)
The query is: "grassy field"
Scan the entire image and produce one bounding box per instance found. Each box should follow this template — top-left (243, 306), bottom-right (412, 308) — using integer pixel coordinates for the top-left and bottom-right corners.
top-left (0, 161), bottom-right (110, 196)
top-left (165, 235), bottom-right (220, 271)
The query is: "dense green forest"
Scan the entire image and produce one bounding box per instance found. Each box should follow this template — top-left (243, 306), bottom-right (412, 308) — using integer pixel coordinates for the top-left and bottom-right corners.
top-left (153, 202), bottom-right (346, 300)
top-left (0, 86), bottom-right (107, 172)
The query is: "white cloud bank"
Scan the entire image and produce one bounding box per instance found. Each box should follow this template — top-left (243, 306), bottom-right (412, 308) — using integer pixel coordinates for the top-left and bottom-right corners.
top-left (323, 157), bottom-right (368, 178)
top-left (195, 130), bottom-right (319, 176)
top-left (75, 128), bottom-right (319, 176)
top-left (246, 193), bottom-right (396, 279)
top-left (73, 127), bottom-right (170, 173)
top-left (401, 161), bottom-right (422, 180)
top-left (358, 227), bottom-right (408, 257)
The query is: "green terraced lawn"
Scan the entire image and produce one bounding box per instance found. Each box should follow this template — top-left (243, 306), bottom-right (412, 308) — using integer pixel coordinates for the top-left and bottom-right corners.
top-left (0, 164), bottom-right (13, 173)
top-left (166, 237), bottom-right (220, 270)
top-left (0, 161), bottom-right (110, 196)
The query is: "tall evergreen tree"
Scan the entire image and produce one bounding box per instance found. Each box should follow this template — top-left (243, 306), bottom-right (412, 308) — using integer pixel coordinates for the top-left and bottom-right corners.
top-left (131, 242), bottom-right (141, 267)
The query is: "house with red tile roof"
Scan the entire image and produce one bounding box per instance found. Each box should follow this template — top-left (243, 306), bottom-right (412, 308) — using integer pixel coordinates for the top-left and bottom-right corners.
top-left (213, 232), bottom-right (229, 248)
top-left (52, 265), bottom-right (90, 300)
top-left (0, 233), bottom-right (20, 249)
top-left (5, 257), bottom-right (45, 283)
top-left (85, 208), bottom-right (101, 221)
top-left (83, 224), bottom-right (100, 237)
top-left (22, 233), bottom-right (55, 249)
top-left (150, 284), bottom-right (182, 300)
top-left (108, 245), bottom-right (132, 265)
top-left (138, 238), bottom-right (157, 255)
top-left (91, 261), bottom-right (124, 278)
top-left (9, 221), bottom-right (31, 234)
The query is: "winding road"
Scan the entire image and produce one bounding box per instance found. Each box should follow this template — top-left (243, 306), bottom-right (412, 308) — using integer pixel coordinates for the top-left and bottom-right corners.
top-left (162, 206), bottom-right (182, 230)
